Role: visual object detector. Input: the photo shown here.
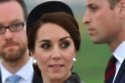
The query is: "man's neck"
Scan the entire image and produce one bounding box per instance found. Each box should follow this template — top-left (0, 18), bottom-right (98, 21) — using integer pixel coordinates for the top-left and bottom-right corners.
top-left (2, 55), bottom-right (30, 74)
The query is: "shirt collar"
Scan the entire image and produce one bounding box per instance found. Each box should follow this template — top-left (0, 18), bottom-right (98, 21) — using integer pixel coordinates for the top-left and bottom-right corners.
top-left (113, 41), bottom-right (125, 63)
top-left (16, 57), bottom-right (34, 80)
top-left (0, 63), bottom-right (12, 83)
top-left (0, 57), bottom-right (34, 83)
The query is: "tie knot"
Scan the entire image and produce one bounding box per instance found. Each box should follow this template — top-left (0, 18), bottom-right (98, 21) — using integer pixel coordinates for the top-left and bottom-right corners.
top-left (110, 56), bottom-right (117, 64)
top-left (6, 75), bottom-right (21, 83)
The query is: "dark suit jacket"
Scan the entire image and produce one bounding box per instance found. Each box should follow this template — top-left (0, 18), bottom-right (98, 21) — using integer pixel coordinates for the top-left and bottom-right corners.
top-left (0, 64), bottom-right (43, 83)
top-left (114, 59), bottom-right (125, 83)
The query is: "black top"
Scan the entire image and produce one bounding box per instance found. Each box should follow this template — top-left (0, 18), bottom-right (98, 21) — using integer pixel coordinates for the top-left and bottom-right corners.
top-left (65, 72), bottom-right (82, 83)
top-left (27, 1), bottom-right (74, 36)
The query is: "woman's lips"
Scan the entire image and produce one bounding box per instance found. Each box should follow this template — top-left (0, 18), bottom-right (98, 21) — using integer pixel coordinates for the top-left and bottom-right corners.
top-left (49, 64), bottom-right (64, 68)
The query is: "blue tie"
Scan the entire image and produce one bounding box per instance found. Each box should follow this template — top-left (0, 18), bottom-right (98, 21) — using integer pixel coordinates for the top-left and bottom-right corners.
top-left (6, 75), bottom-right (21, 83)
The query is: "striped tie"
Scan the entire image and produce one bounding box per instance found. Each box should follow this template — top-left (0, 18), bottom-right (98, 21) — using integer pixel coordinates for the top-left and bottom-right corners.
top-left (104, 56), bottom-right (117, 83)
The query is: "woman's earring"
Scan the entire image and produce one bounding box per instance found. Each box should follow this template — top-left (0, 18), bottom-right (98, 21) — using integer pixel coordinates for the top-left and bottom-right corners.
top-left (73, 57), bottom-right (76, 62)
top-left (33, 59), bottom-right (37, 63)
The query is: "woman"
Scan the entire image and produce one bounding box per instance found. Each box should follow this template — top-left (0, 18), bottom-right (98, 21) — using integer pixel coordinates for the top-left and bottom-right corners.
top-left (27, 1), bottom-right (81, 83)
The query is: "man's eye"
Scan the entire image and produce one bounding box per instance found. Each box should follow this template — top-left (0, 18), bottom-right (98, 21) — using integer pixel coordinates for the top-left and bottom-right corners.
top-left (11, 23), bottom-right (22, 29)
top-left (9, 22), bottom-right (24, 31)
top-left (89, 4), bottom-right (99, 12)
top-left (0, 26), bottom-right (4, 31)
top-left (60, 41), bottom-right (70, 49)
top-left (40, 43), bottom-right (51, 49)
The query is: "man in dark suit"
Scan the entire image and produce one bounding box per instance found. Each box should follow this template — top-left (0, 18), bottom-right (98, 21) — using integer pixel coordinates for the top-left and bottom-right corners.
top-left (83, 0), bottom-right (125, 83)
top-left (0, 0), bottom-right (42, 83)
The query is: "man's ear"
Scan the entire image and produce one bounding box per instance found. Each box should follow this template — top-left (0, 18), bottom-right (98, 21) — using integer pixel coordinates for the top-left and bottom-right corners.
top-left (118, 0), bottom-right (125, 19)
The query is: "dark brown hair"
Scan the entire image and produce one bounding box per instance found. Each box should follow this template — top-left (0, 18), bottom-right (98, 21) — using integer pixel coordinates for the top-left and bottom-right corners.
top-left (27, 12), bottom-right (81, 51)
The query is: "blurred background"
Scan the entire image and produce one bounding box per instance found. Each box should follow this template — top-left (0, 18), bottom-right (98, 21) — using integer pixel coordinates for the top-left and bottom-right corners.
top-left (25, 0), bottom-right (111, 83)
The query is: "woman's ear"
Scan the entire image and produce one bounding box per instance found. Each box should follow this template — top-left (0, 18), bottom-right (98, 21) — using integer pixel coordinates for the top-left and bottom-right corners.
top-left (29, 51), bottom-right (33, 56)
top-left (74, 50), bottom-right (77, 56)
top-left (73, 50), bottom-right (77, 62)
top-left (30, 51), bottom-right (37, 63)
top-left (30, 51), bottom-right (36, 59)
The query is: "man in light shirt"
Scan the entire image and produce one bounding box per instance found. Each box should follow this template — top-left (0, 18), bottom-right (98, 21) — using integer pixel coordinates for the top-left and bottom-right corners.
top-left (0, 0), bottom-right (42, 83)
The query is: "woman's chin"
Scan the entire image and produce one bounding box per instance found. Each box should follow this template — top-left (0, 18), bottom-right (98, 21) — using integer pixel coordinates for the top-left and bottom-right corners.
top-left (48, 73), bottom-right (67, 82)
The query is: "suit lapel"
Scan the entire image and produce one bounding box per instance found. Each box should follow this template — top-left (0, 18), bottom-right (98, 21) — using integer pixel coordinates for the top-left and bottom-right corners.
top-left (0, 70), bottom-right (2, 83)
top-left (114, 59), bottom-right (125, 83)
top-left (0, 73), bottom-right (1, 83)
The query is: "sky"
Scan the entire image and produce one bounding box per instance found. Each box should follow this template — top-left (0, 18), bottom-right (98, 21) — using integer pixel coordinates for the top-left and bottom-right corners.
top-left (27, 0), bottom-right (84, 4)
top-left (25, 0), bottom-right (85, 17)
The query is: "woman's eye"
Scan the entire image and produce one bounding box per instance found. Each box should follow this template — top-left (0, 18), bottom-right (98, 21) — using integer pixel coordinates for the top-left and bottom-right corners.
top-left (40, 43), bottom-right (51, 49)
top-left (60, 41), bottom-right (70, 49)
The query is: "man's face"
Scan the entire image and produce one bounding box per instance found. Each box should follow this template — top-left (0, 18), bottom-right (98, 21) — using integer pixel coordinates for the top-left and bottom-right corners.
top-left (83, 0), bottom-right (123, 44)
top-left (0, 1), bottom-right (27, 62)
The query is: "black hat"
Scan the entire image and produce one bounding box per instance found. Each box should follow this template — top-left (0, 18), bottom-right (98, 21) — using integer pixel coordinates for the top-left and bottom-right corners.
top-left (27, 1), bottom-right (74, 34)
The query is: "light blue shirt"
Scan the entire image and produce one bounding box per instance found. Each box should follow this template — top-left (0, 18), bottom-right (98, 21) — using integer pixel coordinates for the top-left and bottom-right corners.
top-left (0, 57), bottom-right (34, 83)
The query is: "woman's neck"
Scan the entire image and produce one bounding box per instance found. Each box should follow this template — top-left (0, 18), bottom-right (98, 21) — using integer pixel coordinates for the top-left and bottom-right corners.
top-left (43, 79), bottom-right (64, 83)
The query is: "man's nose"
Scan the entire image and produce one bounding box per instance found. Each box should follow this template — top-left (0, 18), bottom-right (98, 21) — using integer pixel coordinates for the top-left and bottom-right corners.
top-left (4, 29), bottom-right (13, 39)
top-left (82, 11), bottom-right (91, 24)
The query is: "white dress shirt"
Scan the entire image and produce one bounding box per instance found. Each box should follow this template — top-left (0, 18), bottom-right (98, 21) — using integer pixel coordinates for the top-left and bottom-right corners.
top-left (0, 57), bottom-right (34, 83)
top-left (113, 41), bottom-right (125, 83)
